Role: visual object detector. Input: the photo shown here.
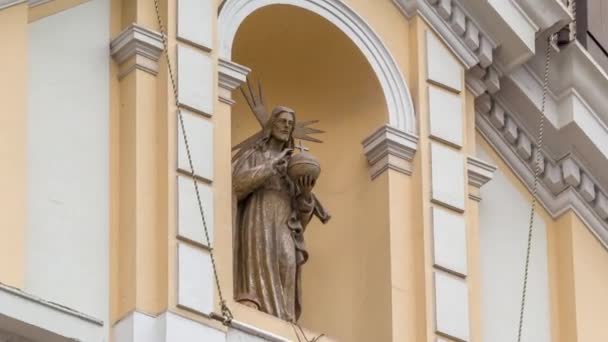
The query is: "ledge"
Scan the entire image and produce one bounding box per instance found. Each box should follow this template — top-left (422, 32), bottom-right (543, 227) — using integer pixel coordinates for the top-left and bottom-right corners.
top-left (0, 282), bottom-right (104, 341)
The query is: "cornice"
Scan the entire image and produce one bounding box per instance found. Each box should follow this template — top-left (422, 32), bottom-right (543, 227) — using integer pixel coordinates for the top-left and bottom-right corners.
top-left (0, 282), bottom-right (104, 341)
top-left (362, 125), bottom-right (418, 179)
top-left (476, 97), bottom-right (608, 249)
top-left (217, 58), bottom-right (250, 106)
top-left (110, 23), bottom-right (164, 78)
top-left (393, 0), bottom-right (502, 97)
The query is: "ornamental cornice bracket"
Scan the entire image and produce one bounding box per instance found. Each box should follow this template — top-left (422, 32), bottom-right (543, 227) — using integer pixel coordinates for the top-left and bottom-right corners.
top-left (218, 58), bottom-right (251, 106)
top-left (467, 156), bottom-right (496, 202)
top-left (362, 124), bottom-right (418, 180)
top-left (476, 94), bottom-right (608, 248)
top-left (393, 0), bottom-right (502, 97)
top-left (110, 23), bottom-right (164, 79)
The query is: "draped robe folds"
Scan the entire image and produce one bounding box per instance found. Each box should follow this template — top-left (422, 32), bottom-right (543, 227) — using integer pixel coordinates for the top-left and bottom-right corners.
top-left (232, 146), bottom-right (330, 322)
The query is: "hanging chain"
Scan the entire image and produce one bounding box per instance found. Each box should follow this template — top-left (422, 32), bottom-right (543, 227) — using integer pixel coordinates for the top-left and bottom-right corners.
top-left (152, 0), bottom-right (233, 325)
top-left (516, 36), bottom-right (553, 342)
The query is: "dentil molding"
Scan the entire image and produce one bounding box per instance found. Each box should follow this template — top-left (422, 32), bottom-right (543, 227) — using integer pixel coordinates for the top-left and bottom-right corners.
top-left (476, 94), bottom-right (608, 248)
top-left (110, 23), bottom-right (164, 79)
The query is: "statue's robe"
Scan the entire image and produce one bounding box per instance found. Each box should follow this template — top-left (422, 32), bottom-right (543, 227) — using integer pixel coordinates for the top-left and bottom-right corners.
top-left (232, 147), bottom-right (330, 322)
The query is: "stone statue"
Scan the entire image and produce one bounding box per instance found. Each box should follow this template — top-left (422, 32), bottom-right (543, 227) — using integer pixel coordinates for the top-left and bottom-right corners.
top-left (232, 78), bottom-right (330, 322)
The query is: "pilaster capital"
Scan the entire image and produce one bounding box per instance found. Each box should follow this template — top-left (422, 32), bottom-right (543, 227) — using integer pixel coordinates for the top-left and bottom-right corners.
top-left (466, 156), bottom-right (496, 201)
top-left (362, 124), bottom-right (418, 179)
top-left (218, 58), bottom-right (251, 106)
top-left (110, 23), bottom-right (164, 79)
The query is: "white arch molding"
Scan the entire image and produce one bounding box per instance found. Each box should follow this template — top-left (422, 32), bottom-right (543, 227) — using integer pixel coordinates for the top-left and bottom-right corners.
top-left (218, 0), bottom-right (417, 135)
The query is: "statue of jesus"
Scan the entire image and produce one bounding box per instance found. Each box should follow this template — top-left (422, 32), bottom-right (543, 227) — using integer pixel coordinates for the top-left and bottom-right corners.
top-left (232, 99), bottom-right (330, 322)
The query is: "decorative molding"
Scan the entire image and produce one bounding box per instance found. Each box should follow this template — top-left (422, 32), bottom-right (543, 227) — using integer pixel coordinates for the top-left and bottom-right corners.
top-left (112, 311), bottom-right (291, 342)
top-left (28, 0), bottom-right (51, 6)
top-left (218, 58), bottom-right (250, 106)
top-left (362, 125), bottom-right (418, 179)
top-left (476, 104), bottom-right (608, 249)
top-left (394, 0), bottom-right (503, 97)
top-left (0, 282), bottom-right (104, 341)
top-left (110, 23), bottom-right (164, 78)
top-left (0, 0), bottom-right (25, 10)
top-left (467, 156), bottom-right (496, 202)
top-left (467, 156), bottom-right (496, 188)
top-left (228, 320), bottom-right (290, 342)
top-left (219, 0), bottom-right (417, 135)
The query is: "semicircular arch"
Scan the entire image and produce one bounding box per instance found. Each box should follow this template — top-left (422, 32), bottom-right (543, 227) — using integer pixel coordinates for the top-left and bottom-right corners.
top-left (218, 0), bottom-right (417, 134)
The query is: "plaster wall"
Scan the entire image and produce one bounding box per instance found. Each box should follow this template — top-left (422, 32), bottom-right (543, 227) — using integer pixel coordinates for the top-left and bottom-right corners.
top-left (477, 141), bottom-right (551, 342)
top-left (0, 2), bottom-right (27, 288)
top-left (26, 0), bottom-right (109, 322)
top-left (570, 212), bottom-right (608, 342)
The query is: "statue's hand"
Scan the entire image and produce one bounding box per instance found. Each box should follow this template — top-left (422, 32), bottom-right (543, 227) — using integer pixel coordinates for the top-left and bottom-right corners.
top-left (271, 149), bottom-right (293, 174)
top-left (297, 175), bottom-right (315, 197)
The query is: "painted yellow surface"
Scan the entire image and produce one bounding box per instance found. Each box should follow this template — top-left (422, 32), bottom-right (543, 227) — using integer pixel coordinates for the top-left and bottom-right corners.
top-left (28, 0), bottom-right (90, 22)
top-left (110, 0), bottom-right (171, 324)
top-left (570, 212), bottom-right (608, 342)
top-left (0, 2), bottom-right (28, 289)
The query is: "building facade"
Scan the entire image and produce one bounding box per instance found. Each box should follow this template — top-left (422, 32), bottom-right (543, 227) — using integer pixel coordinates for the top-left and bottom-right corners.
top-left (0, 0), bottom-right (607, 341)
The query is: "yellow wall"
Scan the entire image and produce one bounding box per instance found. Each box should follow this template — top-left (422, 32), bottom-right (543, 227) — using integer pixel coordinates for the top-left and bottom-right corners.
top-left (570, 212), bottom-right (608, 342)
top-left (0, 2), bottom-right (28, 289)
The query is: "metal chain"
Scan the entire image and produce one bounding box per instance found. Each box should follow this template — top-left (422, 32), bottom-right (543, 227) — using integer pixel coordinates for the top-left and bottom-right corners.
top-left (516, 36), bottom-right (552, 342)
top-left (152, 0), bottom-right (233, 325)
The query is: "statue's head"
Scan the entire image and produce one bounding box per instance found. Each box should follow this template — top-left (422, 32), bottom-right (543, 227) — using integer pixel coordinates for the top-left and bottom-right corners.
top-left (267, 106), bottom-right (296, 143)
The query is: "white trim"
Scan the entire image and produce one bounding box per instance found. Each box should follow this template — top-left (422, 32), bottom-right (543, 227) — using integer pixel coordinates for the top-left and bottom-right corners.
top-left (110, 23), bottom-right (164, 78)
top-left (112, 311), bottom-right (293, 342)
top-left (476, 113), bottom-right (608, 250)
top-left (0, 282), bottom-right (104, 342)
top-left (466, 156), bottom-right (496, 189)
top-left (218, 58), bottom-right (251, 106)
top-left (361, 125), bottom-right (418, 179)
top-left (218, 0), bottom-right (416, 135)
top-left (28, 0), bottom-right (51, 6)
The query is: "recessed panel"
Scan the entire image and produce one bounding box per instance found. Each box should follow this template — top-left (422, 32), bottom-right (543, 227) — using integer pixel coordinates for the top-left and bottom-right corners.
top-left (177, 45), bottom-right (214, 115)
top-left (178, 175), bottom-right (214, 247)
top-left (431, 143), bottom-right (465, 211)
top-left (432, 207), bottom-right (467, 276)
top-left (434, 271), bottom-right (470, 341)
top-left (177, 243), bottom-right (214, 315)
top-left (429, 85), bottom-right (463, 147)
top-left (177, 110), bottom-right (214, 180)
top-left (177, 0), bottom-right (213, 50)
top-left (426, 30), bottom-right (463, 92)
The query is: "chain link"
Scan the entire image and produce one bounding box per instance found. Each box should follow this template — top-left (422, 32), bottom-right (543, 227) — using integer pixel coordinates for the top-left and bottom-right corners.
top-left (516, 36), bottom-right (552, 342)
top-left (153, 0), bottom-right (233, 325)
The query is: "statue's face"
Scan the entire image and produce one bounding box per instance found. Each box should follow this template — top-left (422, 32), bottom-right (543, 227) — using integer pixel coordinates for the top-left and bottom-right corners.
top-left (271, 111), bottom-right (294, 142)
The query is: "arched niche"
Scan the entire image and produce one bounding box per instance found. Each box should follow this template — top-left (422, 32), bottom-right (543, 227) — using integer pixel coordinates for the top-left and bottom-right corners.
top-left (219, 0), bottom-right (416, 135)
top-left (227, 5), bottom-right (398, 341)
